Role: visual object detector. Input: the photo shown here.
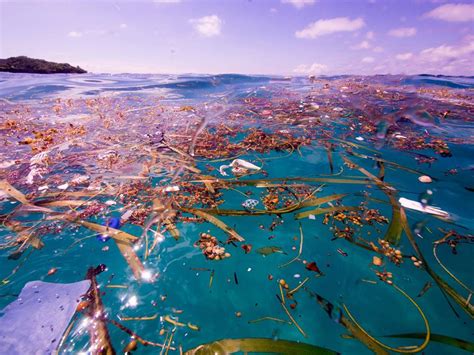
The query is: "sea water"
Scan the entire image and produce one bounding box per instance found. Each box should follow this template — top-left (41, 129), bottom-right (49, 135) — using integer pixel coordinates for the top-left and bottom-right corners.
top-left (0, 73), bottom-right (473, 354)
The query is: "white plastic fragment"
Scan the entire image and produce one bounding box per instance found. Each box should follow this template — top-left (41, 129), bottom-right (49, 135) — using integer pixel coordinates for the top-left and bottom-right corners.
top-left (355, 136), bottom-right (364, 141)
top-left (38, 185), bottom-right (49, 192)
top-left (394, 134), bottom-right (407, 139)
top-left (399, 197), bottom-right (450, 218)
top-left (71, 175), bottom-right (90, 185)
top-left (418, 175), bottom-right (432, 183)
top-left (105, 200), bottom-right (117, 206)
top-left (120, 209), bottom-right (134, 222)
top-left (219, 159), bottom-right (261, 176)
top-left (308, 214), bottom-right (316, 220)
top-left (163, 185), bottom-right (180, 192)
top-left (0, 160), bottom-right (15, 169)
top-left (57, 183), bottom-right (69, 190)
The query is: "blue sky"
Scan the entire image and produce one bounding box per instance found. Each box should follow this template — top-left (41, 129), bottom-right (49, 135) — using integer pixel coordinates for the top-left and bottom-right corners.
top-left (1, 0), bottom-right (473, 75)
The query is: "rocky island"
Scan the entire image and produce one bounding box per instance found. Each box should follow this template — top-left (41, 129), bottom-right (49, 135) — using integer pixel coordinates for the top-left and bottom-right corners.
top-left (0, 56), bottom-right (87, 74)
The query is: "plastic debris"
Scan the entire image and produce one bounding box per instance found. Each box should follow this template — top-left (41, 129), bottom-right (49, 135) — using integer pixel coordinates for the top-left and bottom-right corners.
top-left (418, 175), bottom-right (433, 183)
top-left (97, 217), bottom-right (121, 242)
top-left (399, 197), bottom-right (450, 218)
top-left (219, 159), bottom-right (261, 176)
top-left (242, 199), bottom-right (259, 210)
top-left (0, 280), bottom-right (91, 354)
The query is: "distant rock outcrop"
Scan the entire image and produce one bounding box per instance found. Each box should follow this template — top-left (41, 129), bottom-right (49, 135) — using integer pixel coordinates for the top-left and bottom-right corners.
top-left (0, 56), bottom-right (87, 74)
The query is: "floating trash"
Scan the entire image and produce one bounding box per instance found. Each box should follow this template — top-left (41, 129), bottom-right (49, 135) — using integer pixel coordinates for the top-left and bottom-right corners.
top-left (418, 175), bottom-right (433, 183)
top-left (97, 217), bottom-right (121, 242)
top-left (219, 159), bottom-right (261, 176)
top-left (399, 197), bottom-right (450, 218)
top-left (241, 199), bottom-right (259, 210)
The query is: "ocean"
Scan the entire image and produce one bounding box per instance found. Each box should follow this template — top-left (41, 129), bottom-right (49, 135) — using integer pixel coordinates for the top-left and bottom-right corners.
top-left (0, 72), bottom-right (473, 354)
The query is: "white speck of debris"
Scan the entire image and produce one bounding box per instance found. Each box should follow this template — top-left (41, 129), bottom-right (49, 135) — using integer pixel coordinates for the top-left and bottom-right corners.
top-left (38, 185), bottom-right (49, 191)
top-left (57, 183), bottom-right (69, 190)
top-left (418, 175), bottom-right (432, 183)
top-left (247, 268), bottom-right (252, 272)
top-left (0, 160), bottom-right (15, 169)
top-left (308, 214), bottom-right (316, 220)
top-left (164, 185), bottom-right (180, 192)
top-left (355, 136), bottom-right (364, 141)
top-left (294, 274), bottom-right (301, 278)
top-left (105, 200), bottom-right (117, 206)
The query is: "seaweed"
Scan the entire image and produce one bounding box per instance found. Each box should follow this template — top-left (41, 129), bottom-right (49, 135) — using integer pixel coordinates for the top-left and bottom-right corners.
top-left (184, 337), bottom-right (339, 354)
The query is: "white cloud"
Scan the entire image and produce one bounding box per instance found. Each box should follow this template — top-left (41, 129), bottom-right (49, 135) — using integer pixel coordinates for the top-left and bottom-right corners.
top-left (154, 0), bottom-right (181, 3)
top-left (424, 3), bottom-right (474, 22)
top-left (372, 46), bottom-right (384, 52)
top-left (419, 37), bottom-right (474, 62)
top-left (352, 40), bottom-right (371, 50)
top-left (361, 56), bottom-right (375, 63)
top-left (190, 15), bottom-right (222, 37)
top-left (395, 52), bottom-right (413, 61)
top-left (119, 23), bottom-right (128, 29)
top-left (388, 27), bottom-right (417, 37)
top-left (281, 0), bottom-right (316, 9)
top-left (293, 62), bottom-right (328, 75)
top-left (296, 17), bottom-right (365, 39)
top-left (68, 31), bottom-right (83, 38)
top-left (366, 31), bottom-right (375, 40)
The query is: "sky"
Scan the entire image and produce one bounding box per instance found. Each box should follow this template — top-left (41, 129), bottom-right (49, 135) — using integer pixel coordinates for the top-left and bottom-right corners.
top-left (0, 0), bottom-right (473, 75)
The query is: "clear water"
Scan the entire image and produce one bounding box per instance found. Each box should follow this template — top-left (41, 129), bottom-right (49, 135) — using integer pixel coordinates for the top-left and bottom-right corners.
top-left (0, 73), bottom-right (473, 354)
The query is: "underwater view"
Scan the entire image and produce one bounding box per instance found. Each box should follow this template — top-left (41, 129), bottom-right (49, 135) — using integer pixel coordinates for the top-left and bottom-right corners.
top-left (0, 72), bottom-right (473, 354)
top-left (1, 0), bottom-right (474, 354)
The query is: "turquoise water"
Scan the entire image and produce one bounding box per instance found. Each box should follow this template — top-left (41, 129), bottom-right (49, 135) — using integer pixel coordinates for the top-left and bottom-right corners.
top-left (0, 73), bottom-right (473, 354)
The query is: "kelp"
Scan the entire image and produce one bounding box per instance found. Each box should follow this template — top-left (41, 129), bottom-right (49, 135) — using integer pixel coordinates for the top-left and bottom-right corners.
top-left (384, 333), bottom-right (474, 352)
top-left (433, 238), bottom-right (473, 295)
top-left (0, 179), bottom-right (144, 280)
top-left (278, 295), bottom-right (307, 337)
top-left (0, 180), bottom-right (32, 206)
top-left (248, 317), bottom-right (291, 324)
top-left (191, 176), bottom-right (369, 186)
top-left (84, 266), bottom-right (115, 354)
top-left (342, 283), bottom-right (430, 353)
top-left (295, 206), bottom-right (359, 220)
top-left (341, 156), bottom-right (402, 245)
top-left (279, 223), bottom-right (303, 267)
top-left (2, 220), bottom-right (44, 259)
top-left (71, 219), bottom-right (138, 243)
top-left (305, 288), bottom-right (388, 354)
top-left (326, 144), bottom-right (334, 174)
top-left (348, 150), bottom-right (436, 180)
top-left (179, 207), bottom-right (244, 242)
top-left (184, 338), bottom-right (339, 355)
top-left (400, 208), bottom-right (474, 318)
top-left (256, 246), bottom-right (284, 256)
top-left (113, 239), bottom-right (145, 280)
top-left (195, 194), bottom-right (348, 217)
top-left (108, 319), bottom-right (173, 350)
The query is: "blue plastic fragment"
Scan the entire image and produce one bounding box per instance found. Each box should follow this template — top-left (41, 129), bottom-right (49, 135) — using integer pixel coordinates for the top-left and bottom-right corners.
top-left (0, 280), bottom-right (91, 354)
top-left (97, 217), bottom-right (121, 242)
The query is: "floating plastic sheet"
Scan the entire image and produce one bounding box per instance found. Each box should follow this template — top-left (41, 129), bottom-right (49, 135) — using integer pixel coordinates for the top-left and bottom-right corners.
top-left (0, 280), bottom-right (91, 354)
top-left (399, 197), bottom-right (450, 218)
